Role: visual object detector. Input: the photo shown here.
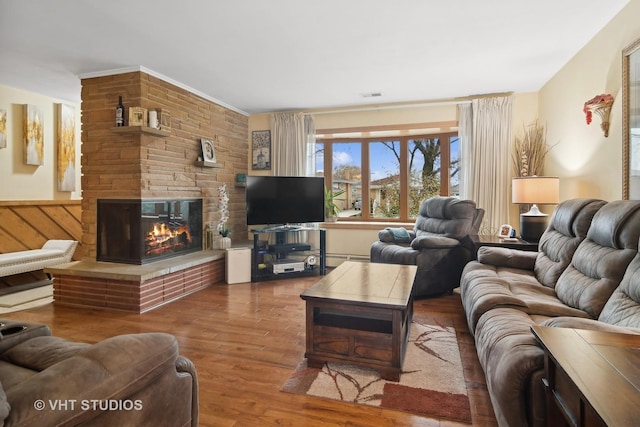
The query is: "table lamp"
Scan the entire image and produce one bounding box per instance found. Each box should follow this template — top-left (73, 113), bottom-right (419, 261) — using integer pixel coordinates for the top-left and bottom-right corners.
top-left (512, 176), bottom-right (559, 242)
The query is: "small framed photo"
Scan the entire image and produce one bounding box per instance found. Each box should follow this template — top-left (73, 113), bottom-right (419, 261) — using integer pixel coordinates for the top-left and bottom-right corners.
top-left (128, 107), bottom-right (147, 126)
top-left (200, 138), bottom-right (216, 164)
top-left (498, 224), bottom-right (513, 239)
top-left (158, 109), bottom-right (171, 130)
top-left (252, 130), bottom-right (271, 170)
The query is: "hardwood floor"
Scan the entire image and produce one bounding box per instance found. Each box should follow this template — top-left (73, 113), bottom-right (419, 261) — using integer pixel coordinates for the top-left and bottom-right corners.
top-left (4, 276), bottom-right (498, 426)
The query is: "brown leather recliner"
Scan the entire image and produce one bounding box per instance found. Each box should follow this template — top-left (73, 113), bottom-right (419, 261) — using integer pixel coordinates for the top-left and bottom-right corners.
top-left (0, 320), bottom-right (198, 426)
top-left (370, 196), bottom-right (484, 297)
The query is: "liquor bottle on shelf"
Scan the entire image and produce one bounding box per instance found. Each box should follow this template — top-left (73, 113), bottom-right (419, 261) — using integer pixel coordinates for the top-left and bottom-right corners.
top-left (115, 96), bottom-right (125, 127)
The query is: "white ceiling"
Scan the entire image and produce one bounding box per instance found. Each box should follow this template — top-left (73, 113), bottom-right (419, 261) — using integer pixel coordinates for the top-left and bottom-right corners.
top-left (0, 0), bottom-right (629, 115)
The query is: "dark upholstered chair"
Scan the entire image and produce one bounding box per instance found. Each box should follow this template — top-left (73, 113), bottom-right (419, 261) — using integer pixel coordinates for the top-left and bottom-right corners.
top-left (370, 197), bottom-right (484, 298)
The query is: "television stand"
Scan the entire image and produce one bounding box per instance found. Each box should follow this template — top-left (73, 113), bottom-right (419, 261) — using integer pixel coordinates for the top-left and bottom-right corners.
top-left (251, 227), bottom-right (326, 281)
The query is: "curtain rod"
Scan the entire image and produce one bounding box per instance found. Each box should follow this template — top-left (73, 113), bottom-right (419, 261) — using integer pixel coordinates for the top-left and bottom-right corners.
top-left (304, 99), bottom-right (472, 116)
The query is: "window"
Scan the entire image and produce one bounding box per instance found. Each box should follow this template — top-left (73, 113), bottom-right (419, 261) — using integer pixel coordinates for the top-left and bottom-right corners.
top-left (316, 132), bottom-right (458, 222)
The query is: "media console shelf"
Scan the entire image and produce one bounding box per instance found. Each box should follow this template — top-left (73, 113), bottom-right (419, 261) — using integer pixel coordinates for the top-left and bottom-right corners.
top-left (251, 227), bottom-right (326, 281)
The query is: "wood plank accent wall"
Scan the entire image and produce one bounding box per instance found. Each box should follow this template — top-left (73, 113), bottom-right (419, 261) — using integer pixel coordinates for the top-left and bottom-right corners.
top-left (0, 200), bottom-right (82, 259)
top-left (80, 71), bottom-right (248, 260)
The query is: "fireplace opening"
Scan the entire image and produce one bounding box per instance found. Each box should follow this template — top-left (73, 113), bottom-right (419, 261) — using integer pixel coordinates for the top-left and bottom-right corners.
top-left (97, 198), bottom-right (203, 264)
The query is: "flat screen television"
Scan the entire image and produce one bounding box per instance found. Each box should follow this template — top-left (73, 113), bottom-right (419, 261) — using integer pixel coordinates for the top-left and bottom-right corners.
top-left (246, 176), bottom-right (325, 226)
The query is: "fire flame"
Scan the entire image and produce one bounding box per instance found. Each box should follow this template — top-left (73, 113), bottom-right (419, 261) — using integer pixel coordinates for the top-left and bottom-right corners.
top-left (145, 222), bottom-right (192, 254)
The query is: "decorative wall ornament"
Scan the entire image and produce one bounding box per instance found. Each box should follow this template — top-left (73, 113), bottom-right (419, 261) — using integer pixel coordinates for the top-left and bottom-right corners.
top-left (252, 130), bottom-right (271, 170)
top-left (583, 93), bottom-right (614, 137)
top-left (57, 103), bottom-right (76, 191)
top-left (23, 104), bottom-right (44, 165)
top-left (0, 109), bottom-right (6, 148)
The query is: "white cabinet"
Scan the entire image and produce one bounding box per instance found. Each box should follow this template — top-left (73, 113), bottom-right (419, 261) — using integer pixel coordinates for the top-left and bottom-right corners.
top-left (225, 247), bottom-right (251, 284)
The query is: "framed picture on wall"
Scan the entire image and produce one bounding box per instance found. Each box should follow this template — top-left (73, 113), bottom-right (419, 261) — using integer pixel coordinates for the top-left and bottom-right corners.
top-left (200, 138), bottom-right (216, 165)
top-left (252, 130), bottom-right (271, 170)
top-left (24, 104), bottom-right (44, 165)
top-left (57, 103), bottom-right (76, 191)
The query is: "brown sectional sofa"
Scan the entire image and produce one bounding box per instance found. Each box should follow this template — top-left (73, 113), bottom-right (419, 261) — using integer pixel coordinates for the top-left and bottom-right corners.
top-left (0, 319), bottom-right (198, 426)
top-left (460, 198), bottom-right (640, 427)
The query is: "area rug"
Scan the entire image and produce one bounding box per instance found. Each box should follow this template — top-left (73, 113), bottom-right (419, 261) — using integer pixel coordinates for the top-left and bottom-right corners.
top-left (281, 315), bottom-right (471, 423)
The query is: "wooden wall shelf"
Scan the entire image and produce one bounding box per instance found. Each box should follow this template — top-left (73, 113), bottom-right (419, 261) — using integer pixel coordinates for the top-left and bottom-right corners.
top-left (195, 160), bottom-right (223, 168)
top-left (112, 126), bottom-right (170, 137)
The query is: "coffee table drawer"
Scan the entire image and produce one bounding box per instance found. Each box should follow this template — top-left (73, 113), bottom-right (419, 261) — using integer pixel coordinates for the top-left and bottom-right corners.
top-left (313, 325), bottom-right (393, 362)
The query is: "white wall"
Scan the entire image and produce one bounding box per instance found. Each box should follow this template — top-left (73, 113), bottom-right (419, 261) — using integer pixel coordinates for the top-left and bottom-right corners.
top-left (0, 84), bottom-right (82, 200)
top-left (540, 0), bottom-right (640, 202)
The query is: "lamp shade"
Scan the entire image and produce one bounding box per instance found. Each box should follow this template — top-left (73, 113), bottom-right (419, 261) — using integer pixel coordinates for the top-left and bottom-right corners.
top-left (512, 176), bottom-right (559, 205)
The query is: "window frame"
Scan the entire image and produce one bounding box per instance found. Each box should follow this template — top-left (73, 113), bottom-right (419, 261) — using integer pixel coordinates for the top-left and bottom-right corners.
top-left (319, 131), bottom-right (458, 222)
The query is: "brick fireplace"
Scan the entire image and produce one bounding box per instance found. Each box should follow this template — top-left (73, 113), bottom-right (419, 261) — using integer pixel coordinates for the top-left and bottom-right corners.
top-left (51, 70), bottom-right (248, 312)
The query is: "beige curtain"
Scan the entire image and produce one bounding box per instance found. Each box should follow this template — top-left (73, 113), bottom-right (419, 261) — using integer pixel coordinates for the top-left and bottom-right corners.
top-left (458, 103), bottom-right (474, 200)
top-left (271, 112), bottom-right (315, 176)
top-left (459, 96), bottom-right (513, 234)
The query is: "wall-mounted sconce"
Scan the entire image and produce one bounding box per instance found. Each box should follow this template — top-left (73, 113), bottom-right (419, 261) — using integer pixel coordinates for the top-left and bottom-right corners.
top-left (583, 93), bottom-right (614, 137)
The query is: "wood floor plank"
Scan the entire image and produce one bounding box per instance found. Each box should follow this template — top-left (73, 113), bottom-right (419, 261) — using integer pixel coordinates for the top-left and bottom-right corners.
top-left (4, 275), bottom-right (498, 426)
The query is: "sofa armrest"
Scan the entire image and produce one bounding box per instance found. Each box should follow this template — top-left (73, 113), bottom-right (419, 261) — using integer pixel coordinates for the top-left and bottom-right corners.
top-left (3, 333), bottom-right (192, 426)
top-left (410, 235), bottom-right (460, 250)
top-left (0, 320), bottom-right (51, 354)
top-left (477, 246), bottom-right (537, 270)
top-left (540, 317), bottom-right (640, 335)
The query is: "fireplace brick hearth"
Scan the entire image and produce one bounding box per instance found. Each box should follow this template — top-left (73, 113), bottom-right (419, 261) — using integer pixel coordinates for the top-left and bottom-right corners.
top-left (47, 251), bottom-right (224, 312)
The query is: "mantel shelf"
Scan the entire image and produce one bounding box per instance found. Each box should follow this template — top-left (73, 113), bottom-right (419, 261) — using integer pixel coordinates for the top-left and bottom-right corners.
top-left (195, 160), bottom-right (223, 168)
top-left (112, 126), bottom-right (171, 137)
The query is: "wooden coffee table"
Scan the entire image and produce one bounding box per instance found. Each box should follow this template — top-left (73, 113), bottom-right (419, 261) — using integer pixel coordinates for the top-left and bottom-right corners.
top-left (300, 261), bottom-right (417, 381)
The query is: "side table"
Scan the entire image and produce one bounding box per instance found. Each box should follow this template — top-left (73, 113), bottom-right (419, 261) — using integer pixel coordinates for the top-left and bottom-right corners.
top-left (531, 325), bottom-right (640, 427)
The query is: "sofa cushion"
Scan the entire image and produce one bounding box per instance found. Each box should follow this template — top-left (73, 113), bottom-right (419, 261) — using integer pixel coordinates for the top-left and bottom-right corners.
top-left (476, 246), bottom-right (537, 270)
top-left (533, 198), bottom-right (606, 288)
top-left (597, 247), bottom-right (640, 328)
top-left (555, 200), bottom-right (640, 318)
top-left (1, 336), bottom-right (91, 371)
top-left (413, 197), bottom-right (477, 239)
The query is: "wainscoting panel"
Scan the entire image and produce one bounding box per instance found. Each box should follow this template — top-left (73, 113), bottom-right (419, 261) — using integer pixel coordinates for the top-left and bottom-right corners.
top-left (0, 200), bottom-right (82, 259)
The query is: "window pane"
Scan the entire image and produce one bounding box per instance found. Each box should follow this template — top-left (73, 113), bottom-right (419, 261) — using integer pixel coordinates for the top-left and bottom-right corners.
top-left (409, 138), bottom-right (441, 217)
top-left (370, 141), bottom-right (400, 218)
top-left (449, 136), bottom-right (460, 197)
top-left (315, 141), bottom-right (324, 177)
top-left (332, 142), bottom-right (361, 218)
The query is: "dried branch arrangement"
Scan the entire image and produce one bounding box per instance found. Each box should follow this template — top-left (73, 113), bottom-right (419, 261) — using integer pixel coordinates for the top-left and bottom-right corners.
top-left (512, 119), bottom-right (555, 177)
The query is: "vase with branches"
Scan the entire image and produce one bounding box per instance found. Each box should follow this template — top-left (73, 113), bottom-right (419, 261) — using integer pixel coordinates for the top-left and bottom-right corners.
top-left (217, 184), bottom-right (232, 248)
top-left (512, 119), bottom-right (555, 178)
